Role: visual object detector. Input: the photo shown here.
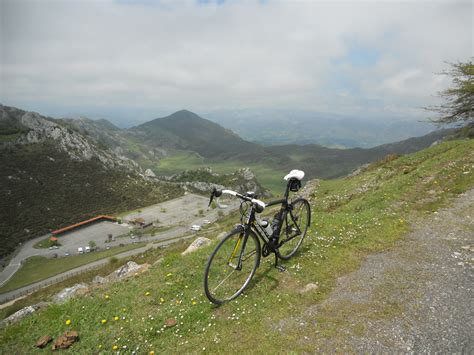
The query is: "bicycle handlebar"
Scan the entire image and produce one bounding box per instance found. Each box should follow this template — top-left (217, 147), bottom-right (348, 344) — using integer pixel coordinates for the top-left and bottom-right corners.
top-left (209, 188), bottom-right (266, 213)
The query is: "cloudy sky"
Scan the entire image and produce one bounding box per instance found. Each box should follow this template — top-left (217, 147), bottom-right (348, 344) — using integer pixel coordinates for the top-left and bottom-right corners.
top-left (1, 0), bottom-right (472, 125)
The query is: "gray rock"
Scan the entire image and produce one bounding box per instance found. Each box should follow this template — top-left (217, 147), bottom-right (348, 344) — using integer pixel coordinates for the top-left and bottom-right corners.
top-left (182, 237), bottom-right (212, 255)
top-left (153, 257), bottom-right (164, 266)
top-left (145, 168), bottom-right (156, 177)
top-left (53, 283), bottom-right (89, 304)
top-left (3, 107), bottom-right (139, 172)
top-left (1, 302), bottom-right (49, 327)
top-left (109, 261), bottom-right (142, 280)
top-left (300, 282), bottom-right (319, 294)
top-left (92, 275), bottom-right (107, 284)
top-left (217, 232), bottom-right (227, 241)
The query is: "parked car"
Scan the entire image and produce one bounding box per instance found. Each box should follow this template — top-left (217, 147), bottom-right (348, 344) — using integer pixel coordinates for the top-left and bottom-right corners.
top-left (203, 219), bottom-right (211, 225)
top-left (64, 251), bottom-right (70, 256)
top-left (85, 246), bottom-right (91, 253)
top-left (78, 247), bottom-right (84, 254)
top-left (191, 225), bottom-right (201, 231)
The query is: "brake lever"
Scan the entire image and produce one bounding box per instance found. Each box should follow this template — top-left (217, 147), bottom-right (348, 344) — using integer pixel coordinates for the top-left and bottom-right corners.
top-left (208, 188), bottom-right (222, 207)
top-left (208, 192), bottom-right (214, 207)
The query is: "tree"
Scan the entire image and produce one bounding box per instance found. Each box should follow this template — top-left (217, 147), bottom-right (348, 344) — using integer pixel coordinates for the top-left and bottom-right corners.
top-left (89, 240), bottom-right (97, 250)
top-left (427, 60), bottom-right (473, 125)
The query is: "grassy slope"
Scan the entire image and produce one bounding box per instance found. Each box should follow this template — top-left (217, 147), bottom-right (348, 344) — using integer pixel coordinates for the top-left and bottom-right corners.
top-left (0, 144), bottom-right (183, 258)
top-left (0, 139), bottom-right (473, 353)
top-left (153, 151), bottom-right (287, 196)
top-left (0, 244), bottom-right (147, 294)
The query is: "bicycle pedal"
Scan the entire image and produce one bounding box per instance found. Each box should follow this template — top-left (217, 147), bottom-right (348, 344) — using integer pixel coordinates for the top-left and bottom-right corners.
top-left (275, 265), bottom-right (286, 272)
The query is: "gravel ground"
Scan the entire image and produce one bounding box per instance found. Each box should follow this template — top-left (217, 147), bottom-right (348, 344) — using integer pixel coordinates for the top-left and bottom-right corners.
top-left (294, 190), bottom-right (474, 352)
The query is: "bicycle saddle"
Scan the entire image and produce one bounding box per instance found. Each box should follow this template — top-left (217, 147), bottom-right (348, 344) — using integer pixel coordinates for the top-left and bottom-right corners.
top-left (284, 169), bottom-right (305, 181)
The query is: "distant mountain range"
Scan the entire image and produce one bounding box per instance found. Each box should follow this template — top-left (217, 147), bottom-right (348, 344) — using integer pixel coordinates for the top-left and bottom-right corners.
top-left (51, 107), bottom-right (454, 180)
top-left (204, 108), bottom-right (437, 148)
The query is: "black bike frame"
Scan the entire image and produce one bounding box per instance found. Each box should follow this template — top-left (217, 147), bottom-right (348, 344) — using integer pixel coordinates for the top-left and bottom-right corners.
top-left (236, 182), bottom-right (304, 268)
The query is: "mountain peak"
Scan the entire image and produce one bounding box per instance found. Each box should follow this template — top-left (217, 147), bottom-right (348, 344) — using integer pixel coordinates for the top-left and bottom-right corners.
top-left (166, 109), bottom-right (201, 121)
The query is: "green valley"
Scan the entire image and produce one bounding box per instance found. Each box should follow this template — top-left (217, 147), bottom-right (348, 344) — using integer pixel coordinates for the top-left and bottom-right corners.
top-left (1, 138), bottom-right (472, 352)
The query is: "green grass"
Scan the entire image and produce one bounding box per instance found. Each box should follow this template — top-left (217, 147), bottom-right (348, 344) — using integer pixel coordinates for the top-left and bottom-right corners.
top-left (0, 244), bottom-right (146, 294)
top-left (1, 139), bottom-right (472, 353)
top-left (0, 132), bottom-right (24, 142)
top-left (33, 238), bottom-right (58, 249)
top-left (154, 151), bottom-right (287, 196)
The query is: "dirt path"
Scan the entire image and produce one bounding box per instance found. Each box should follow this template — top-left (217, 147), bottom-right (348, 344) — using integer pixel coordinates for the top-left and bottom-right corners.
top-left (297, 190), bottom-right (474, 352)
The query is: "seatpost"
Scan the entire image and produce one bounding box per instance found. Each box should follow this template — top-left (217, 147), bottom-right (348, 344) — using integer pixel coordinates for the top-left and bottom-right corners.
top-left (284, 182), bottom-right (290, 201)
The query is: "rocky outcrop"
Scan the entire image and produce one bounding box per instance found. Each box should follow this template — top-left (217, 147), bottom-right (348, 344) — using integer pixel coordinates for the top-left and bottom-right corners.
top-left (297, 179), bottom-right (320, 200)
top-left (0, 105), bottom-right (139, 172)
top-left (182, 237), bottom-right (212, 255)
top-left (92, 261), bottom-right (150, 285)
top-left (53, 283), bottom-right (89, 304)
top-left (0, 302), bottom-right (49, 327)
top-left (145, 168), bottom-right (156, 177)
top-left (35, 335), bottom-right (53, 348)
top-left (159, 167), bottom-right (271, 197)
top-left (51, 330), bottom-right (79, 350)
top-left (230, 167), bottom-right (271, 197)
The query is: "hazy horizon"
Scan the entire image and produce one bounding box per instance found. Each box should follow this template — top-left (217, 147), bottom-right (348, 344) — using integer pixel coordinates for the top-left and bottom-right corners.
top-left (1, 0), bottom-right (472, 127)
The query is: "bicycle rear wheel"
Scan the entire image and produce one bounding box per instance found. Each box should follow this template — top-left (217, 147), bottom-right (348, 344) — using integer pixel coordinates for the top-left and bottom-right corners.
top-left (277, 198), bottom-right (311, 260)
top-left (204, 228), bottom-right (260, 304)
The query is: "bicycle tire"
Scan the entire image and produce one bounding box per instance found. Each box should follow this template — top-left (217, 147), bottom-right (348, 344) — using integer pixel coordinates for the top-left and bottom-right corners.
top-left (277, 198), bottom-right (311, 260)
top-left (204, 227), bottom-right (261, 305)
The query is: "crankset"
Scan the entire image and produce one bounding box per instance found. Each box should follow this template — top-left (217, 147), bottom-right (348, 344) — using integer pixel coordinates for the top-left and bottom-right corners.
top-left (262, 238), bottom-right (279, 257)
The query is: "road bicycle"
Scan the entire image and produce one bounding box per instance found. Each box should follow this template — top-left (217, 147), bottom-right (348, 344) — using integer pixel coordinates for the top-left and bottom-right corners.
top-left (203, 170), bottom-right (311, 304)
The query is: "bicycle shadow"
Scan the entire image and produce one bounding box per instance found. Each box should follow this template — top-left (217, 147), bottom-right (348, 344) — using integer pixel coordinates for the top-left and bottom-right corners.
top-left (241, 258), bottom-right (286, 295)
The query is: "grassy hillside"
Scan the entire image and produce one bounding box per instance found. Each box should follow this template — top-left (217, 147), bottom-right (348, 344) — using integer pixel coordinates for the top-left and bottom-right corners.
top-left (129, 110), bottom-right (274, 162)
top-left (48, 106), bottom-right (454, 184)
top-left (1, 138), bottom-right (472, 352)
top-left (0, 143), bottom-right (183, 258)
top-left (266, 128), bottom-right (455, 179)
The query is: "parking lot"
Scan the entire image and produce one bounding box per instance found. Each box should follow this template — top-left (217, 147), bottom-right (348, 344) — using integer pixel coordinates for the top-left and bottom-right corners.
top-left (0, 193), bottom-right (238, 288)
top-left (123, 193), bottom-right (211, 225)
top-left (54, 221), bottom-right (131, 254)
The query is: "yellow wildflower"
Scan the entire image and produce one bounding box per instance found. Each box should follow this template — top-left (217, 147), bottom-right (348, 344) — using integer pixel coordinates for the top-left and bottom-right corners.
top-left (145, 291), bottom-right (151, 296)
top-left (65, 319), bottom-right (71, 325)
top-left (101, 319), bottom-right (107, 324)
top-left (105, 294), bottom-right (110, 300)
top-left (113, 345), bottom-right (118, 350)
top-left (114, 316), bottom-right (119, 321)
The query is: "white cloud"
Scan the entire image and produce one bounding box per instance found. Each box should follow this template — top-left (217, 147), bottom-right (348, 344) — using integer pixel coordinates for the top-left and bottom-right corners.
top-left (0, 0), bottom-right (472, 123)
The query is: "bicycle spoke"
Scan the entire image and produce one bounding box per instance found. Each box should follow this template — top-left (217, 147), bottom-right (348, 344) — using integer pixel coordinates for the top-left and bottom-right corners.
top-left (204, 230), bottom-right (260, 304)
top-left (277, 199), bottom-right (310, 259)
top-left (213, 268), bottom-right (237, 292)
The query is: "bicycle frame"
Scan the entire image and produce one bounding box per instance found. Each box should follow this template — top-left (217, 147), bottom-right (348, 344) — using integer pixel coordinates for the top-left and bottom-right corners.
top-left (235, 185), bottom-right (304, 270)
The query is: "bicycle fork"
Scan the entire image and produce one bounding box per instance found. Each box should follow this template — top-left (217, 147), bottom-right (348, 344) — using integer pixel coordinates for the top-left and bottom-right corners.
top-left (228, 229), bottom-right (251, 271)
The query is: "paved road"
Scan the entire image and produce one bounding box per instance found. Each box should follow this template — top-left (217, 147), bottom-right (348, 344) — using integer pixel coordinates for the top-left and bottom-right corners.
top-left (0, 193), bottom-right (238, 300)
top-left (0, 234), bottom-right (195, 304)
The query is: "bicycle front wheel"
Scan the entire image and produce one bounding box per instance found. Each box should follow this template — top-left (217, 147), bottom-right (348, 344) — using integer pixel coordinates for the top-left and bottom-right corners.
top-left (204, 228), bottom-right (260, 304)
top-left (278, 198), bottom-right (311, 260)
